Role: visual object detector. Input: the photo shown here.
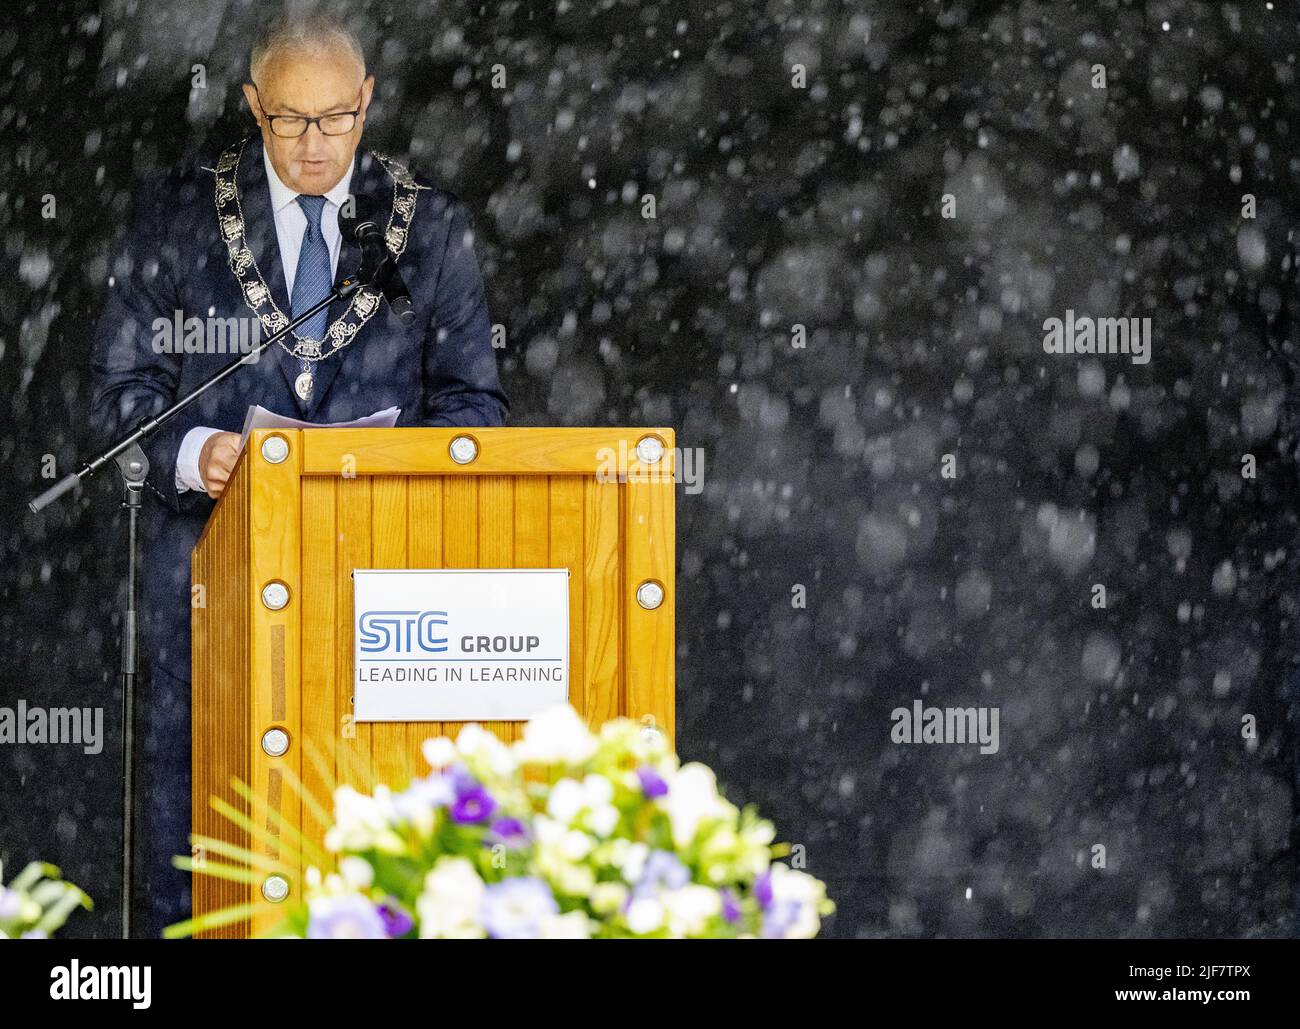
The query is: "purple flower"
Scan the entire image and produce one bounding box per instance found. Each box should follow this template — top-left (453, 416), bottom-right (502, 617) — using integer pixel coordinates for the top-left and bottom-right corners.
top-left (448, 766), bottom-right (497, 823)
top-left (412, 773), bottom-right (456, 805)
top-left (636, 766), bottom-right (669, 798)
top-left (449, 765), bottom-right (480, 794)
top-left (306, 894), bottom-right (388, 939)
top-left (479, 878), bottom-right (559, 939)
top-left (754, 870), bottom-right (773, 908)
top-left (720, 888), bottom-right (742, 924)
top-left (451, 784), bottom-right (497, 823)
top-left (760, 900), bottom-right (804, 940)
top-left (486, 817), bottom-right (529, 848)
top-left (376, 899), bottom-right (414, 938)
top-left (394, 773), bottom-right (455, 819)
top-left (636, 850), bottom-right (690, 895)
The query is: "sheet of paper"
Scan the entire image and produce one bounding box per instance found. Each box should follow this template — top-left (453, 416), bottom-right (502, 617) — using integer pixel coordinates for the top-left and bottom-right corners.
top-left (238, 404), bottom-right (402, 446)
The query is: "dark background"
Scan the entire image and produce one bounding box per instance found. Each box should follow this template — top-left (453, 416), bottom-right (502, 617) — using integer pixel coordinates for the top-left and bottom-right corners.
top-left (3, 0), bottom-right (1300, 938)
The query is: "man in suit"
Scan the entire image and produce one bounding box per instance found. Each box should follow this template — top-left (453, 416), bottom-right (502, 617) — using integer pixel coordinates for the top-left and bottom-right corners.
top-left (90, 13), bottom-right (508, 937)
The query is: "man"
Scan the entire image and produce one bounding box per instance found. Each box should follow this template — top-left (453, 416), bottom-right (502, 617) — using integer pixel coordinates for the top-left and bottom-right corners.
top-left (90, 13), bottom-right (508, 937)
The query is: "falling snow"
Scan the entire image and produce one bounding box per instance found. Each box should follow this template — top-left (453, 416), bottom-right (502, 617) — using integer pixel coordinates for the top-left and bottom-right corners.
top-left (2, 1), bottom-right (1300, 938)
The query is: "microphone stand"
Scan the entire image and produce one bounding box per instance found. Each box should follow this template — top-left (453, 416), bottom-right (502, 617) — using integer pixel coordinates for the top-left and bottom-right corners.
top-left (27, 271), bottom-right (364, 938)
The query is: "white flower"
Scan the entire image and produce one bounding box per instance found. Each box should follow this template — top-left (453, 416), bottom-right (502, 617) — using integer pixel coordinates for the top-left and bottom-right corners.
top-left (663, 885), bottom-right (723, 936)
top-left (599, 718), bottom-right (672, 765)
top-left (540, 910), bottom-right (593, 939)
top-left (765, 864), bottom-right (826, 939)
top-left (697, 823), bottom-right (770, 883)
top-left (312, 870), bottom-right (350, 897)
top-left (421, 735), bottom-right (458, 769)
top-left (662, 764), bottom-right (734, 847)
top-left (545, 777), bottom-right (585, 822)
top-left (515, 704), bottom-right (598, 765)
top-left (479, 879), bottom-right (558, 939)
top-left (547, 775), bottom-right (618, 836)
top-left (533, 814), bottom-right (595, 861)
top-left (590, 882), bottom-right (629, 915)
top-left (338, 856), bottom-right (374, 890)
top-left (455, 723), bottom-right (517, 777)
top-left (326, 784), bottom-right (405, 853)
top-left (625, 897), bottom-right (665, 935)
top-left (332, 784), bottom-right (385, 830)
top-left (532, 816), bottom-right (596, 895)
top-left (617, 841), bottom-right (650, 884)
top-left (416, 857), bottom-right (486, 939)
top-left (391, 773), bottom-right (454, 835)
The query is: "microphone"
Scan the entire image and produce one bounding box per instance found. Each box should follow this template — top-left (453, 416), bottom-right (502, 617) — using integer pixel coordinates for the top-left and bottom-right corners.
top-left (338, 195), bottom-right (416, 323)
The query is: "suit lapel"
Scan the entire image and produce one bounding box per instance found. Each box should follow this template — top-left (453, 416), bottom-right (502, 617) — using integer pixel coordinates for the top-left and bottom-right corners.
top-left (303, 148), bottom-right (392, 419)
top-left (238, 136), bottom-right (305, 408)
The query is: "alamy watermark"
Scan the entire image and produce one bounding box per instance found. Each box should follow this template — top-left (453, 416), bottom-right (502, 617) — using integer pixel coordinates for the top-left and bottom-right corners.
top-left (49, 961), bottom-right (151, 1008)
top-left (595, 442), bottom-right (704, 494)
top-left (151, 310), bottom-right (262, 359)
top-left (0, 701), bottom-right (103, 755)
top-left (890, 699), bottom-right (1000, 755)
top-left (1042, 309), bottom-right (1151, 365)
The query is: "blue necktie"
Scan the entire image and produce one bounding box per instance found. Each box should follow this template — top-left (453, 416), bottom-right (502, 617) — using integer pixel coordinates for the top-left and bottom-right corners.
top-left (291, 194), bottom-right (331, 343)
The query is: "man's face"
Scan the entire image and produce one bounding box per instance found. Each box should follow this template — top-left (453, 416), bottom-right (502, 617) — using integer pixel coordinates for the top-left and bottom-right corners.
top-left (242, 50), bottom-right (373, 195)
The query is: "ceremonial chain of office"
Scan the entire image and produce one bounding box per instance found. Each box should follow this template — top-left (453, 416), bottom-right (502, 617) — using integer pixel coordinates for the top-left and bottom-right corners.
top-left (211, 136), bottom-right (426, 369)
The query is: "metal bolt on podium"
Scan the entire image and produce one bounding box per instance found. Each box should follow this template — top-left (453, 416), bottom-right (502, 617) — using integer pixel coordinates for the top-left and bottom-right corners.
top-left (261, 581), bottom-right (290, 610)
top-left (261, 435), bottom-right (290, 464)
top-left (449, 435), bottom-right (479, 464)
top-left (261, 728), bottom-right (290, 757)
top-left (636, 434), bottom-right (666, 464)
top-left (636, 580), bottom-right (665, 610)
top-left (261, 875), bottom-right (290, 903)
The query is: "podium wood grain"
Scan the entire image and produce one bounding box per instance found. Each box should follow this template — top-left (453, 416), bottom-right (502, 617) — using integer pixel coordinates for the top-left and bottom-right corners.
top-left (191, 427), bottom-right (675, 937)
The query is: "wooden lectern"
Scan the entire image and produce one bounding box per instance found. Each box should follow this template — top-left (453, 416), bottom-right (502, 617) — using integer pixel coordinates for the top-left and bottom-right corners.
top-left (190, 427), bottom-right (675, 937)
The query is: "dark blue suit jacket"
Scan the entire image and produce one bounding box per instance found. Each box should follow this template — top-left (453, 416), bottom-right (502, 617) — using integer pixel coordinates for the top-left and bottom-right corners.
top-left (90, 134), bottom-right (509, 680)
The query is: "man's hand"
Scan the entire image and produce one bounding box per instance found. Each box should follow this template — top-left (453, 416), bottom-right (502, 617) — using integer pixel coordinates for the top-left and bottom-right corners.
top-left (197, 431), bottom-right (242, 498)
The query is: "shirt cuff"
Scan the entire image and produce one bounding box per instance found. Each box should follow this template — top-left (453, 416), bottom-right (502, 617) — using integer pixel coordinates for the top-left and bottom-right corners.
top-left (175, 426), bottom-right (224, 493)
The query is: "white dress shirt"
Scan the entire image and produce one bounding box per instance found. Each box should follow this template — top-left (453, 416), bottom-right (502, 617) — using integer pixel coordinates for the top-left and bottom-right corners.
top-left (175, 148), bottom-right (356, 493)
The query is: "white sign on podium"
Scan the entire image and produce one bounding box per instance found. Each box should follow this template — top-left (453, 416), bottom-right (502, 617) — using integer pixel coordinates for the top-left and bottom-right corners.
top-left (353, 568), bottom-right (570, 722)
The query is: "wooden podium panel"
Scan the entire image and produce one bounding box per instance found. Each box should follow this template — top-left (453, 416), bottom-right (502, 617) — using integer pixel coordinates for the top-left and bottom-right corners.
top-left (190, 428), bottom-right (675, 937)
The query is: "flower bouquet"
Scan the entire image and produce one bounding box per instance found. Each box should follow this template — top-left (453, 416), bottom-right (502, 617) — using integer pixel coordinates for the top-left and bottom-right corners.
top-left (279, 705), bottom-right (833, 938)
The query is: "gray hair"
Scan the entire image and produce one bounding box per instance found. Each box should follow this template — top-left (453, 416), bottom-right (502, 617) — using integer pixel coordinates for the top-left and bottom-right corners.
top-left (249, 12), bottom-right (366, 84)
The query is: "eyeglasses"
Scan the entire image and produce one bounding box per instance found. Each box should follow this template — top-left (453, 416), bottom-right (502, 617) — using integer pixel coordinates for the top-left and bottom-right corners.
top-left (253, 85), bottom-right (361, 138)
